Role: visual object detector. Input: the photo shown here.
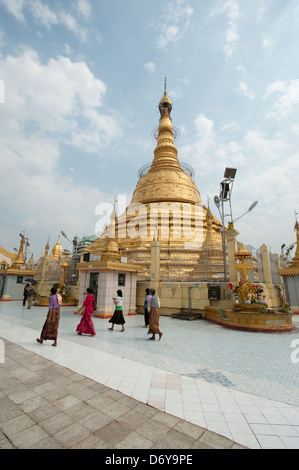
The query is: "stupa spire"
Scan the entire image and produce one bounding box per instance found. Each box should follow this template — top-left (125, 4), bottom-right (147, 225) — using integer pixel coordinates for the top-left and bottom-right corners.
top-left (131, 79), bottom-right (201, 205)
top-left (149, 79), bottom-right (181, 173)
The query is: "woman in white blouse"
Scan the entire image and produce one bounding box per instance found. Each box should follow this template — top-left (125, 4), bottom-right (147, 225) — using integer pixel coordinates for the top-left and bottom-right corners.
top-left (108, 289), bottom-right (125, 332)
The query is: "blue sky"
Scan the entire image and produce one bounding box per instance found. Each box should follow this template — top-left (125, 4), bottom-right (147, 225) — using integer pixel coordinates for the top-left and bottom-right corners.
top-left (0, 0), bottom-right (298, 260)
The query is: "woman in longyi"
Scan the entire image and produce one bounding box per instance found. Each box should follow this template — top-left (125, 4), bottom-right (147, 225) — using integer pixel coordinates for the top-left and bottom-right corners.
top-left (147, 288), bottom-right (163, 341)
top-left (108, 290), bottom-right (125, 332)
top-left (36, 287), bottom-right (61, 347)
top-left (76, 288), bottom-right (96, 336)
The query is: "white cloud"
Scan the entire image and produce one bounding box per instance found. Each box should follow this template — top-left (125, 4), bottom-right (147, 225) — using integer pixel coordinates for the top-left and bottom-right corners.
top-left (244, 130), bottom-right (291, 161)
top-left (28, 0), bottom-right (58, 29)
top-left (236, 65), bottom-right (246, 74)
top-left (179, 109), bottom-right (299, 250)
top-left (264, 79), bottom-right (299, 119)
top-left (0, 49), bottom-right (122, 251)
top-left (155, 0), bottom-right (194, 51)
top-left (168, 76), bottom-right (190, 99)
top-left (144, 62), bottom-right (156, 74)
top-left (59, 10), bottom-right (87, 42)
top-left (1, 0), bottom-right (89, 42)
top-left (257, 6), bottom-right (266, 23)
top-left (76, 0), bottom-right (91, 19)
top-left (262, 36), bottom-right (273, 48)
top-left (236, 81), bottom-right (255, 100)
top-left (264, 80), bottom-right (286, 97)
top-left (291, 125), bottom-right (299, 137)
top-left (1, 0), bottom-right (25, 21)
top-left (0, 49), bottom-right (111, 136)
top-left (210, 0), bottom-right (240, 58)
top-left (220, 120), bottom-right (240, 131)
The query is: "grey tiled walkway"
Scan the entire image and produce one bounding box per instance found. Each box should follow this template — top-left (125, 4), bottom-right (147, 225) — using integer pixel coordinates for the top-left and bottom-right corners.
top-left (0, 301), bottom-right (299, 449)
top-left (0, 339), bottom-right (244, 450)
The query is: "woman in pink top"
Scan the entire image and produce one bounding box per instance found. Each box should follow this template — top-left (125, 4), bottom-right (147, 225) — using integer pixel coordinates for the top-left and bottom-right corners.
top-left (76, 288), bottom-right (96, 336)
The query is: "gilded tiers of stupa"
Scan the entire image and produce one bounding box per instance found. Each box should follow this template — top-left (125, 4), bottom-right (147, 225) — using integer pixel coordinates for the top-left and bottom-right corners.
top-left (87, 81), bottom-right (224, 280)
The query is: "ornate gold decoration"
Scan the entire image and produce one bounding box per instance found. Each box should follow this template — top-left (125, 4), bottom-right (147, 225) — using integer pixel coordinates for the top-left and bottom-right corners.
top-left (234, 245), bottom-right (255, 303)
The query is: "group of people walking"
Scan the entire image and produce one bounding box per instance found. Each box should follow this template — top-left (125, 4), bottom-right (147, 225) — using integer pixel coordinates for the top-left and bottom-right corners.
top-left (36, 286), bottom-right (163, 347)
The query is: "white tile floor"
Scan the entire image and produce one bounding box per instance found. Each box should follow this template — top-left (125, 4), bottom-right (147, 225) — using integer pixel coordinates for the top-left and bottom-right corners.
top-left (0, 302), bottom-right (299, 449)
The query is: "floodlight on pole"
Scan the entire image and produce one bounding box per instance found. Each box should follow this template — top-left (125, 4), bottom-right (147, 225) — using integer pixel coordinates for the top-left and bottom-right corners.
top-left (214, 168), bottom-right (237, 282)
top-left (224, 168), bottom-right (237, 179)
top-left (214, 194), bottom-right (229, 281)
top-left (214, 195), bottom-right (220, 209)
top-left (61, 230), bottom-right (72, 244)
top-left (61, 231), bottom-right (78, 248)
top-left (232, 201), bottom-right (259, 224)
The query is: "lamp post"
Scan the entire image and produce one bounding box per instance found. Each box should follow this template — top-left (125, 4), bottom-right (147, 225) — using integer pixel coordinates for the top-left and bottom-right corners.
top-left (231, 201), bottom-right (259, 226)
top-left (61, 231), bottom-right (78, 285)
top-left (214, 168), bottom-right (258, 282)
top-left (214, 168), bottom-right (237, 281)
top-left (214, 195), bottom-right (228, 281)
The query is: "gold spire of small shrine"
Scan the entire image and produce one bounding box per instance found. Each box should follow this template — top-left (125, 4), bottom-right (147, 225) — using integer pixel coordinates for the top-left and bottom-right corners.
top-left (101, 201), bottom-right (121, 262)
top-left (11, 234), bottom-right (25, 269)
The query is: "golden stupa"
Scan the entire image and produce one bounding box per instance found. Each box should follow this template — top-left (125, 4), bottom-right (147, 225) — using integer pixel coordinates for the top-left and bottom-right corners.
top-left (87, 81), bottom-right (224, 280)
top-left (49, 235), bottom-right (63, 259)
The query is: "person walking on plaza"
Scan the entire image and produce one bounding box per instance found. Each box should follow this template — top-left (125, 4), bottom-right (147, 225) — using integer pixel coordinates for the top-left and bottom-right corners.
top-left (76, 288), bottom-right (96, 336)
top-left (108, 290), bottom-right (125, 332)
top-left (26, 285), bottom-right (35, 309)
top-left (143, 288), bottom-right (152, 328)
top-left (36, 287), bottom-right (61, 347)
top-left (147, 288), bottom-right (163, 341)
top-left (23, 284), bottom-right (30, 307)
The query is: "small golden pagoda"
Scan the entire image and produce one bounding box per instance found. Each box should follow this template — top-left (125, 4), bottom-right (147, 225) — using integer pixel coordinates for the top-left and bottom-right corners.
top-left (10, 234), bottom-right (26, 270)
top-left (0, 234), bottom-right (37, 301)
top-left (34, 236), bottom-right (76, 305)
top-left (49, 235), bottom-right (63, 260)
top-left (86, 80), bottom-right (223, 280)
top-left (189, 202), bottom-right (224, 280)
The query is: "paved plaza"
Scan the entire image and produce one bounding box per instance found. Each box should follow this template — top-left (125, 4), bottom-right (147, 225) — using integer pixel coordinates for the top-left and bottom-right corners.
top-left (0, 301), bottom-right (299, 449)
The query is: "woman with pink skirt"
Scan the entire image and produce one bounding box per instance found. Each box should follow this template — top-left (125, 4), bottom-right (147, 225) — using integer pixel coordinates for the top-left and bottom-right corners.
top-left (76, 288), bottom-right (96, 336)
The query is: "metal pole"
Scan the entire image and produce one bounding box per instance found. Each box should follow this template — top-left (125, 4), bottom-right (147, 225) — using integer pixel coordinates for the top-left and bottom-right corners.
top-left (220, 197), bottom-right (228, 282)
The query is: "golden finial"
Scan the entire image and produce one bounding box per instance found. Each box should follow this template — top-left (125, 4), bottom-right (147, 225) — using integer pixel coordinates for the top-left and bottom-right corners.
top-left (164, 77), bottom-right (167, 95)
